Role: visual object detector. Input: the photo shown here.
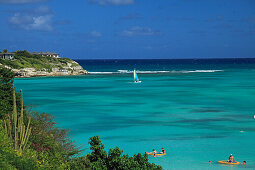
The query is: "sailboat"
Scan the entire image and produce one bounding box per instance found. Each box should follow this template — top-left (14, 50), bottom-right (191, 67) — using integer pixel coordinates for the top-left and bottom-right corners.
top-left (134, 69), bottom-right (141, 83)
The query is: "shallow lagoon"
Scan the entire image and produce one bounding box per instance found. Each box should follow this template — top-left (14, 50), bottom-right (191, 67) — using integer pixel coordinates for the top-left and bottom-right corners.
top-left (15, 59), bottom-right (255, 169)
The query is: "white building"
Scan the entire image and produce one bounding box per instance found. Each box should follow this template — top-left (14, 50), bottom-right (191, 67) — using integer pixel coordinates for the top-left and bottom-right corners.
top-left (31, 52), bottom-right (60, 58)
top-left (0, 53), bottom-right (14, 60)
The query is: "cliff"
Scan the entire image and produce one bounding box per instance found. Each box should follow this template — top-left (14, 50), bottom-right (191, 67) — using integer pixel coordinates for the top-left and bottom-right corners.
top-left (0, 51), bottom-right (88, 77)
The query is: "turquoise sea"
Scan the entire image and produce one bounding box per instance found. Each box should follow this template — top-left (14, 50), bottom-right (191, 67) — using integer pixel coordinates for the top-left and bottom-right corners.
top-left (15, 59), bottom-right (255, 169)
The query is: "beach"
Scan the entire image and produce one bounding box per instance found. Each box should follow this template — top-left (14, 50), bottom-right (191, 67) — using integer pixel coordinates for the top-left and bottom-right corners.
top-left (14, 59), bottom-right (255, 169)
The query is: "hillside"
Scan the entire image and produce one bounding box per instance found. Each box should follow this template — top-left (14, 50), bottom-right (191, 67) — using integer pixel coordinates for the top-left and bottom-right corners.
top-left (0, 51), bottom-right (87, 77)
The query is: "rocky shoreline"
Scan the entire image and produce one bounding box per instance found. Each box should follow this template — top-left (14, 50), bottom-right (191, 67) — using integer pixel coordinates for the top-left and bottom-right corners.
top-left (0, 60), bottom-right (88, 78)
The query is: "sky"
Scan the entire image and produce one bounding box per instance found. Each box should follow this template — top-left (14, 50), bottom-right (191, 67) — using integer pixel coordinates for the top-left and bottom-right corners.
top-left (0, 0), bottom-right (255, 59)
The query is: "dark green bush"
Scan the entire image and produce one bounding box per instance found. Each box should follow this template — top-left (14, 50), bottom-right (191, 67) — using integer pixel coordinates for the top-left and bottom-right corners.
top-left (69, 156), bottom-right (91, 170)
top-left (87, 136), bottom-right (162, 170)
top-left (0, 68), bottom-right (23, 118)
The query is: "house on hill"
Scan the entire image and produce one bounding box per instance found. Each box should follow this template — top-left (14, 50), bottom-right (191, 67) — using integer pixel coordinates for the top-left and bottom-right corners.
top-left (31, 52), bottom-right (60, 58)
top-left (0, 52), bottom-right (14, 60)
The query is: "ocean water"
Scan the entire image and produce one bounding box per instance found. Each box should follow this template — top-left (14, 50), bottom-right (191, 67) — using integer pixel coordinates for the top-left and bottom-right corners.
top-left (14, 59), bottom-right (255, 169)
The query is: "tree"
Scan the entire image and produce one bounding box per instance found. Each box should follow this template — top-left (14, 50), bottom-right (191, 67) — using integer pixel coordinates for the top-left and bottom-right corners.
top-left (3, 49), bottom-right (8, 53)
top-left (69, 156), bottom-right (91, 170)
top-left (87, 136), bottom-right (108, 169)
top-left (0, 68), bottom-right (16, 118)
top-left (87, 136), bottom-right (162, 170)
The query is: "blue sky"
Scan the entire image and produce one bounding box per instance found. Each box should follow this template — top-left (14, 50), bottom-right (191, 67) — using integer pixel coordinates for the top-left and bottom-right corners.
top-left (0, 0), bottom-right (254, 59)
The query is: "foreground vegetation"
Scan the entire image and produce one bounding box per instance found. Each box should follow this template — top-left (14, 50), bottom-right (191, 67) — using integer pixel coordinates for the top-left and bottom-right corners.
top-left (0, 67), bottom-right (162, 169)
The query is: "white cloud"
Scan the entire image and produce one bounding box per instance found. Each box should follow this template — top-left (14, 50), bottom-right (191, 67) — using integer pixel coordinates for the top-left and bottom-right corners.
top-left (8, 6), bottom-right (54, 31)
top-left (118, 26), bottom-right (161, 36)
top-left (89, 0), bottom-right (134, 5)
top-left (0, 0), bottom-right (48, 4)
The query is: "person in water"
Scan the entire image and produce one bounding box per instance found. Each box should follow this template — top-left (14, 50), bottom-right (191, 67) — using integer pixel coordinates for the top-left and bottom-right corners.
top-left (242, 161), bottom-right (246, 165)
top-left (161, 148), bottom-right (165, 154)
top-left (228, 154), bottom-right (235, 163)
top-left (152, 149), bottom-right (157, 157)
top-left (145, 149), bottom-right (157, 154)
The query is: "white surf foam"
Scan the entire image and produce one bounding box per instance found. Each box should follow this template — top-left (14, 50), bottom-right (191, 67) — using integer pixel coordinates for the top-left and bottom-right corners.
top-left (117, 70), bottom-right (132, 73)
top-left (185, 70), bottom-right (223, 73)
top-left (88, 72), bottom-right (115, 74)
top-left (88, 70), bottom-right (223, 75)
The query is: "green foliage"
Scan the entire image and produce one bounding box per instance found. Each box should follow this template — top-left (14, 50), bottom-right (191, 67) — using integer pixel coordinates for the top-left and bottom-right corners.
top-left (3, 49), bottom-right (8, 53)
top-left (0, 121), bottom-right (38, 169)
top-left (88, 136), bottom-right (107, 163)
top-left (0, 50), bottom-right (75, 72)
top-left (58, 58), bottom-right (74, 63)
top-left (87, 136), bottom-right (162, 170)
top-left (29, 112), bottom-right (80, 169)
top-left (69, 156), bottom-right (91, 170)
top-left (0, 67), bottom-right (15, 118)
top-left (4, 86), bottom-right (32, 154)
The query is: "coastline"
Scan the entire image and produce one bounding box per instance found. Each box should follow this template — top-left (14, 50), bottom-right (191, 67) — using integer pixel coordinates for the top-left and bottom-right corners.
top-left (15, 73), bottom-right (88, 78)
top-left (14, 70), bottom-right (88, 78)
top-left (0, 57), bottom-right (88, 78)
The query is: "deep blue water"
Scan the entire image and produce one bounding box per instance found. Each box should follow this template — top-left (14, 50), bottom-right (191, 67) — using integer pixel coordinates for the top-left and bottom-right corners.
top-left (76, 58), bottom-right (255, 72)
top-left (15, 58), bottom-right (255, 169)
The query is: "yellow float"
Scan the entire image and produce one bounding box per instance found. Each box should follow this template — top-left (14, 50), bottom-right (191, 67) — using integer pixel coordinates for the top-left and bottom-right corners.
top-left (218, 160), bottom-right (240, 165)
top-left (146, 152), bottom-right (166, 156)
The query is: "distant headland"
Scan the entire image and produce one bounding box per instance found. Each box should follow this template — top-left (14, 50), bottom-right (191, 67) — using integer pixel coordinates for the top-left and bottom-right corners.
top-left (0, 49), bottom-right (88, 77)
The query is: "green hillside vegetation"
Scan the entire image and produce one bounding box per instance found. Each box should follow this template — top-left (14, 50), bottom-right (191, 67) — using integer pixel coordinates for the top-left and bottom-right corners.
top-left (0, 67), bottom-right (162, 170)
top-left (0, 50), bottom-right (80, 72)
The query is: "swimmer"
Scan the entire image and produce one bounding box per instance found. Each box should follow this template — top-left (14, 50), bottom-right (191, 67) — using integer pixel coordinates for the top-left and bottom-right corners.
top-left (146, 149), bottom-right (157, 154)
top-left (228, 154), bottom-right (235, 163)
top-left (152, 149), bottom-right (157, 157)
top-left (242, 161), bottom-right (246, 165)
top-left (161, 148), bottom-right (165, 154)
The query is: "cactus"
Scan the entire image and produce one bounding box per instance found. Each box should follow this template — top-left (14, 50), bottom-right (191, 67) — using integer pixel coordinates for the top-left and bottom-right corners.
top-left (13, 84), bottom-right (18, 150)
top-left (3, 84), bottom-right (32, 154)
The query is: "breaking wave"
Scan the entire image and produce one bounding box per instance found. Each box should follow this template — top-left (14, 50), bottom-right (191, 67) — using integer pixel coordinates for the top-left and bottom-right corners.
top-left (88, 70), bottom-right (223, 75)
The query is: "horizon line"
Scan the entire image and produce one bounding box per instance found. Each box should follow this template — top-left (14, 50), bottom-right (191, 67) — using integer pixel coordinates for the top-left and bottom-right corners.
top-left (73, 57), bottom-right (255, 60)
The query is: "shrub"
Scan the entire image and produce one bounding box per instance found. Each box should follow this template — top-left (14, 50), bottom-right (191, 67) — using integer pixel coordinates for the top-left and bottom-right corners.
top-left (87, 136), bottom-right (162, 170)
top-left (0, 67), bottom-right (22, 118)
top-left (29, 111), bottom-right (80, 168)
top-left (0, 121), bottom-right (38, 169)
top-left (69, 156), bottom-right (91, 170)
